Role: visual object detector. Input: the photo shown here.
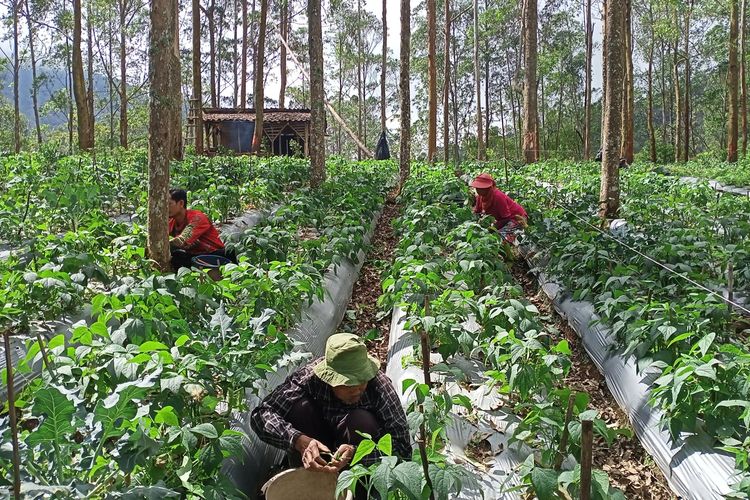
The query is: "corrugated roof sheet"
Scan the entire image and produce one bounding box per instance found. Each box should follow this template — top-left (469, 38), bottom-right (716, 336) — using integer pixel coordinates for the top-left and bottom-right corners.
top-left (202, 108), bottom-right (311, 123)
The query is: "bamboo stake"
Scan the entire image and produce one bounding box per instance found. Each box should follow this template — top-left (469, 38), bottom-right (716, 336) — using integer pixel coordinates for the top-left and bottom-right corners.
top-left (421, 297), bottom-right (432, 387)
top-left (278, 34), bottom-right (374, 158)
top-left (36, 333), bottom-right (55, 379)
top-left (4, 330), bottom-right (22, 500)
top-left (580, 420), bottom-right (594, 500)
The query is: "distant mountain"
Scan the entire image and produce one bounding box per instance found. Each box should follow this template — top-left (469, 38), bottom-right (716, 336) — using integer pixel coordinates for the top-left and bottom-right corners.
top-left (0, 66), bottom-right (110, 128)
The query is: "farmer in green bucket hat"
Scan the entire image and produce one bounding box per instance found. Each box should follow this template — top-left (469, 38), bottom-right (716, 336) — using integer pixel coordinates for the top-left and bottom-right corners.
top-left (251, 333), bottom-right (411, 476)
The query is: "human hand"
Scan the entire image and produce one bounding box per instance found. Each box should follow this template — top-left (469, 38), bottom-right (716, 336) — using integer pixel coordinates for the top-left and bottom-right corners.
top-left (327, 444), bottom-right (355, 471)
top-left (300, 439), bottom-right (338, 472)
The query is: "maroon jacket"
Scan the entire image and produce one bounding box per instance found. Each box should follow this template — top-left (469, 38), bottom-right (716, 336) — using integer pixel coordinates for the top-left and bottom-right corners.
top-left (473, 188), bottom-right (527, 229)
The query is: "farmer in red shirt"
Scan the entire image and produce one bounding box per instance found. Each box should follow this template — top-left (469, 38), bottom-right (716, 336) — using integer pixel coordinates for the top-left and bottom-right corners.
top-left (470, 173), bottom-right (528, 242)
top-left (168, 188), bottom-right (236, 270)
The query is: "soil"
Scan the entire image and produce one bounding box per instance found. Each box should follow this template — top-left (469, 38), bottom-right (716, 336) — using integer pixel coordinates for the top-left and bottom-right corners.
top-left (340, 200), bottom-right (400, 361)
top-left (511, 259), bottom-right (676, 500)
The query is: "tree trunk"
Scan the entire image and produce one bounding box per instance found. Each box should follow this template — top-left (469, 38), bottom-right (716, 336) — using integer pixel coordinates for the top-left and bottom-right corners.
top-left (473, 0), bottom-right (485, 160)
top-left (673, 36), bottom-right (682, 162)
top-left (442, 0), bottom-right (450, 163)
top-left (73, 0), bottom-right (93, 151)
top-left (233, 0), bottom-right (239, 107)
top-left (621, 0), bottom-right (634, 164)
top-left (647, 2), bottom-right (657, 162)
top-left (583, 0), bottom-right (593, 160)
top-left (399, 0), bottom-right (411, 186)
top-left (252, 0), bottom-right (268, 153)
top-left (381, 0), bottom-right (387, 131)
top-left (660, 40), bottom-right (668, 143)
top-left (729, 0), bottom-right (740, 162)
top-left (427, 0), bottom-right (437, 162)
top-left (741, 0), bottom-right (747, 155)
top-left (241, 0), bottom-right (247, 108)
top-left (522, 0), bottom-right (538, 164)
top-left (505, 50), bottom-right (518, 160)
top-left (87, 3), bottom-right (95, 145)
top-left (119, 0), bottom-right (129, 148)
top-left (683, 2), bottom-right (692, 161)
top-left (192, 0), bottom-right (203, 153)
top-left (600, 0), bottom-right (624, 220)
top-left (171, 5), bottom-right (182, 160)
top-left (208, 0), bottom-right (217, 108)
top-left (279, 0), bottom-right (287, 109)
top-left (338, 36), bottom-right (343, 154)
top-left (24, 0), bottom-right (42, 145)
top-left (499, 76), bottom-right (508, 161)
top-left (12, 0), bottom-right (20, 152)
top-left (309, 0), bottom-right (325, 187)
top-left (148, 0), bottom-right (180, 271)
top-left (357, 0), bottom-right (365, 160)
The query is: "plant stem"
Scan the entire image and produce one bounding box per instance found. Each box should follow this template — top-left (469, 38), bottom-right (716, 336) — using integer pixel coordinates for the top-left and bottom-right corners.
top-left (418, 404), bottom-right (435, 500)
top-left (554, 394), bottom-right (576, 470)
top-left (36, 333), bottom-right (55, 380)
top-left (4, 330), bottom-right (22, 500)
top-left (422, 297), bottom-right (432, 387)
top-left (580, 419), bottom-right (594, 500)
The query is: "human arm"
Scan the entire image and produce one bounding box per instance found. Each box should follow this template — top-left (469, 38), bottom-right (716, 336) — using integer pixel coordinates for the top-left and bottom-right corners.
top-left (169, 212), bottom-right (213, 250)
top-left (249, 368), bottom-right (309, 452)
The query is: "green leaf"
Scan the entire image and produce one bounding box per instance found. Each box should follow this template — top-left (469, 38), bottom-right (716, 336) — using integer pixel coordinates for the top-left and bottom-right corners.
top-left (371, 456), bottom-right (399, 499)
top-left (697, 332), bottom-right (716, 357)
top-left (139, 341), bottom-right (169, 352)
top-left (25, 388), bottom-right (75, 447)
top-left (350, 438), bottom-right (377, 466)
top-left (175, 335), bottom-right (190, 347)
top-left (94, 385), bottom-right (145, 441)
top-left (335, 469), bottom-right (357, 499)
top-left (160, 375), bottom-right (185, 394)
top-left (430, 465), bottom-right (460, 500)
top-left (694, 363), bottom-right (717, 381)
top-left (154, 406), bottom-right (179, 427)
top-left (530, 468), bottom-right (559, 500)
top-left (190, 423), bottom-right (218, 439)
top-left (391, 461), bottom-right (424, 500)
top-left (376, 434), bottom-right (392, 456)
top-left (219, 430), bottom-right (245, 458)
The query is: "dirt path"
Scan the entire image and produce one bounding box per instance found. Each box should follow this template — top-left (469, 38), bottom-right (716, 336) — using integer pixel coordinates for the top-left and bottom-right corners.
top-left (511, 259), bottom-right (676, 499)
top-left (340, 200), bottom-right (400, 361)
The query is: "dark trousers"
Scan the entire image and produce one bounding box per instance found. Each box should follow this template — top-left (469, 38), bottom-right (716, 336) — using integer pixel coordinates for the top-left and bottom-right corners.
top-left (170, 247), bottom-right (237, 271)
top-left (287, 397), bottom-right (380, 499)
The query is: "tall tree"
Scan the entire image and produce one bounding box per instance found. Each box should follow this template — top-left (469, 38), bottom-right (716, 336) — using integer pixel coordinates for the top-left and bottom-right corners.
top-left (381, 0), bottom-right (387, 131)
top-left (252, 0), bottom-right (268, 153)
top-left (206, 0), bottom-right (217, 107)
top-left (241, 0), bottom-right (248, 108)
top-left (600, 0), bottom-right (625, 219)
top-left (147, 0), bottom-right (180, 271)
top-left (741, 0), bottom-right (748, 154)
top-left (646, 0), bottom-right (657, 162)
top-left (443, 0), bottom-right (450, 163)
top-left (279, 0), bottom-right (287, 109)
top-left (522, 0), bottom-right (538, 164)
top-left (118, 0), bottom-right (130, 147)
top-left (427, 0), bottom-right (437, 162)
top-left (12, 0), bottom-right (20, 152)
top-left (399, 0), bottom-right (411, 187)
top-left (73, 0), bottom-right (94, 150)
top-left (357, 0), bottom-right (363, 160)
top-left (24, 0), bottom-right (42, 145)
top-left (621, 0), bottom-right (634, 164)
top-left (473, 0), bottom-right (485, 160)
top-left (308, 0), bottom-right (325, 188)
top-left (193, 0), bottom-right (203, 153)
top-left (729, 0), bottom-right (740, 163)
top-left (672, 10), bottom-right (682, 162)
top-left (583, 0), bottom-right (593, 160)
top-left (87, 2), bottom-right (95, 144)
top-left (682, 1), bottom-right (692, 162)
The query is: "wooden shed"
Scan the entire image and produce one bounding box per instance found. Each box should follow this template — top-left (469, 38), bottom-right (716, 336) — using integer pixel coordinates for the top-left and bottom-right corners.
top-left (202, 107), bottom-right (311, 156)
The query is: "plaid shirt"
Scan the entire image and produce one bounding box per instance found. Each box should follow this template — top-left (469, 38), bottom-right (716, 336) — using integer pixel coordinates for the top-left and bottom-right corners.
top-left (250, 359), bottom-right (412, 459)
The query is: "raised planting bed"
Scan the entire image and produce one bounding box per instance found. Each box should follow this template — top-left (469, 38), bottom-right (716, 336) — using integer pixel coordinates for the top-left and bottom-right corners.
top-left (0, 160), bottom-right (395, 498)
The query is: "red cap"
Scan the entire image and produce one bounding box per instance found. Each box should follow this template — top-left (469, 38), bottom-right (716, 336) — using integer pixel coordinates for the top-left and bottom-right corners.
top-left (470, 173), bottom-right (495, 189)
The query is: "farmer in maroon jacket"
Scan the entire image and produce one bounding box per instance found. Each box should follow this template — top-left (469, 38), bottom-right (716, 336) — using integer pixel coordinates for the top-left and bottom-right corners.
top-left (470, 173), bottom-right (528, 242)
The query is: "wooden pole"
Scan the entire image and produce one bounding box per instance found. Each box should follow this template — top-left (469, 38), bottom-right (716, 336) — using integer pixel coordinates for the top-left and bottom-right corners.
top-left (4, 330), bottom-right (22, 500)
top-left (278, 34), bottom-right (374, 158)
top-left (554, 394), bottom-right (576, 470)
top-left (580, 420), bottom-right (594, 500)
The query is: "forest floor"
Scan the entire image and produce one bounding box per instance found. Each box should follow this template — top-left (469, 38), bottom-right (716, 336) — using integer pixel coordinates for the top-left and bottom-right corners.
top-left (340, 200), bottom-right (675, 499)
top-left (511, 258), bottom-right (676, 499)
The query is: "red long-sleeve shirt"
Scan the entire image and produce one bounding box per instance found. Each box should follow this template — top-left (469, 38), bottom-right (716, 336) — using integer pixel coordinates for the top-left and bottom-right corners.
top-left (473, 188), bottom-right (527, 229)
top-left (169, 209), bottom-right (225, 254)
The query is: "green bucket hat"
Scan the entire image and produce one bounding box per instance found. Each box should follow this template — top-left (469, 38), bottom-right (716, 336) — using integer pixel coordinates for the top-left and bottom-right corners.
top-left (313, 333), bottom-right (380, 387)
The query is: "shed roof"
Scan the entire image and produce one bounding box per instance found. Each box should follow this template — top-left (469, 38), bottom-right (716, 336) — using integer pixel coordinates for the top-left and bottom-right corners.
top-left (203, 107), bottom-right (311, 123)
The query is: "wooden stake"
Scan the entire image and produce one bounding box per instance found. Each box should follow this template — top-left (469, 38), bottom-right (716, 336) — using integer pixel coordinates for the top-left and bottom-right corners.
top-left (422, 297), bottom-right (432, 387)
top-left (418, 404), bottom-right (435, 500)
top-left (554, 394), bottom-right (576, 471)
top-left (580, 420), bottom-right (594, 500)
top-left (4, 330), bottom-right (22, 500)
